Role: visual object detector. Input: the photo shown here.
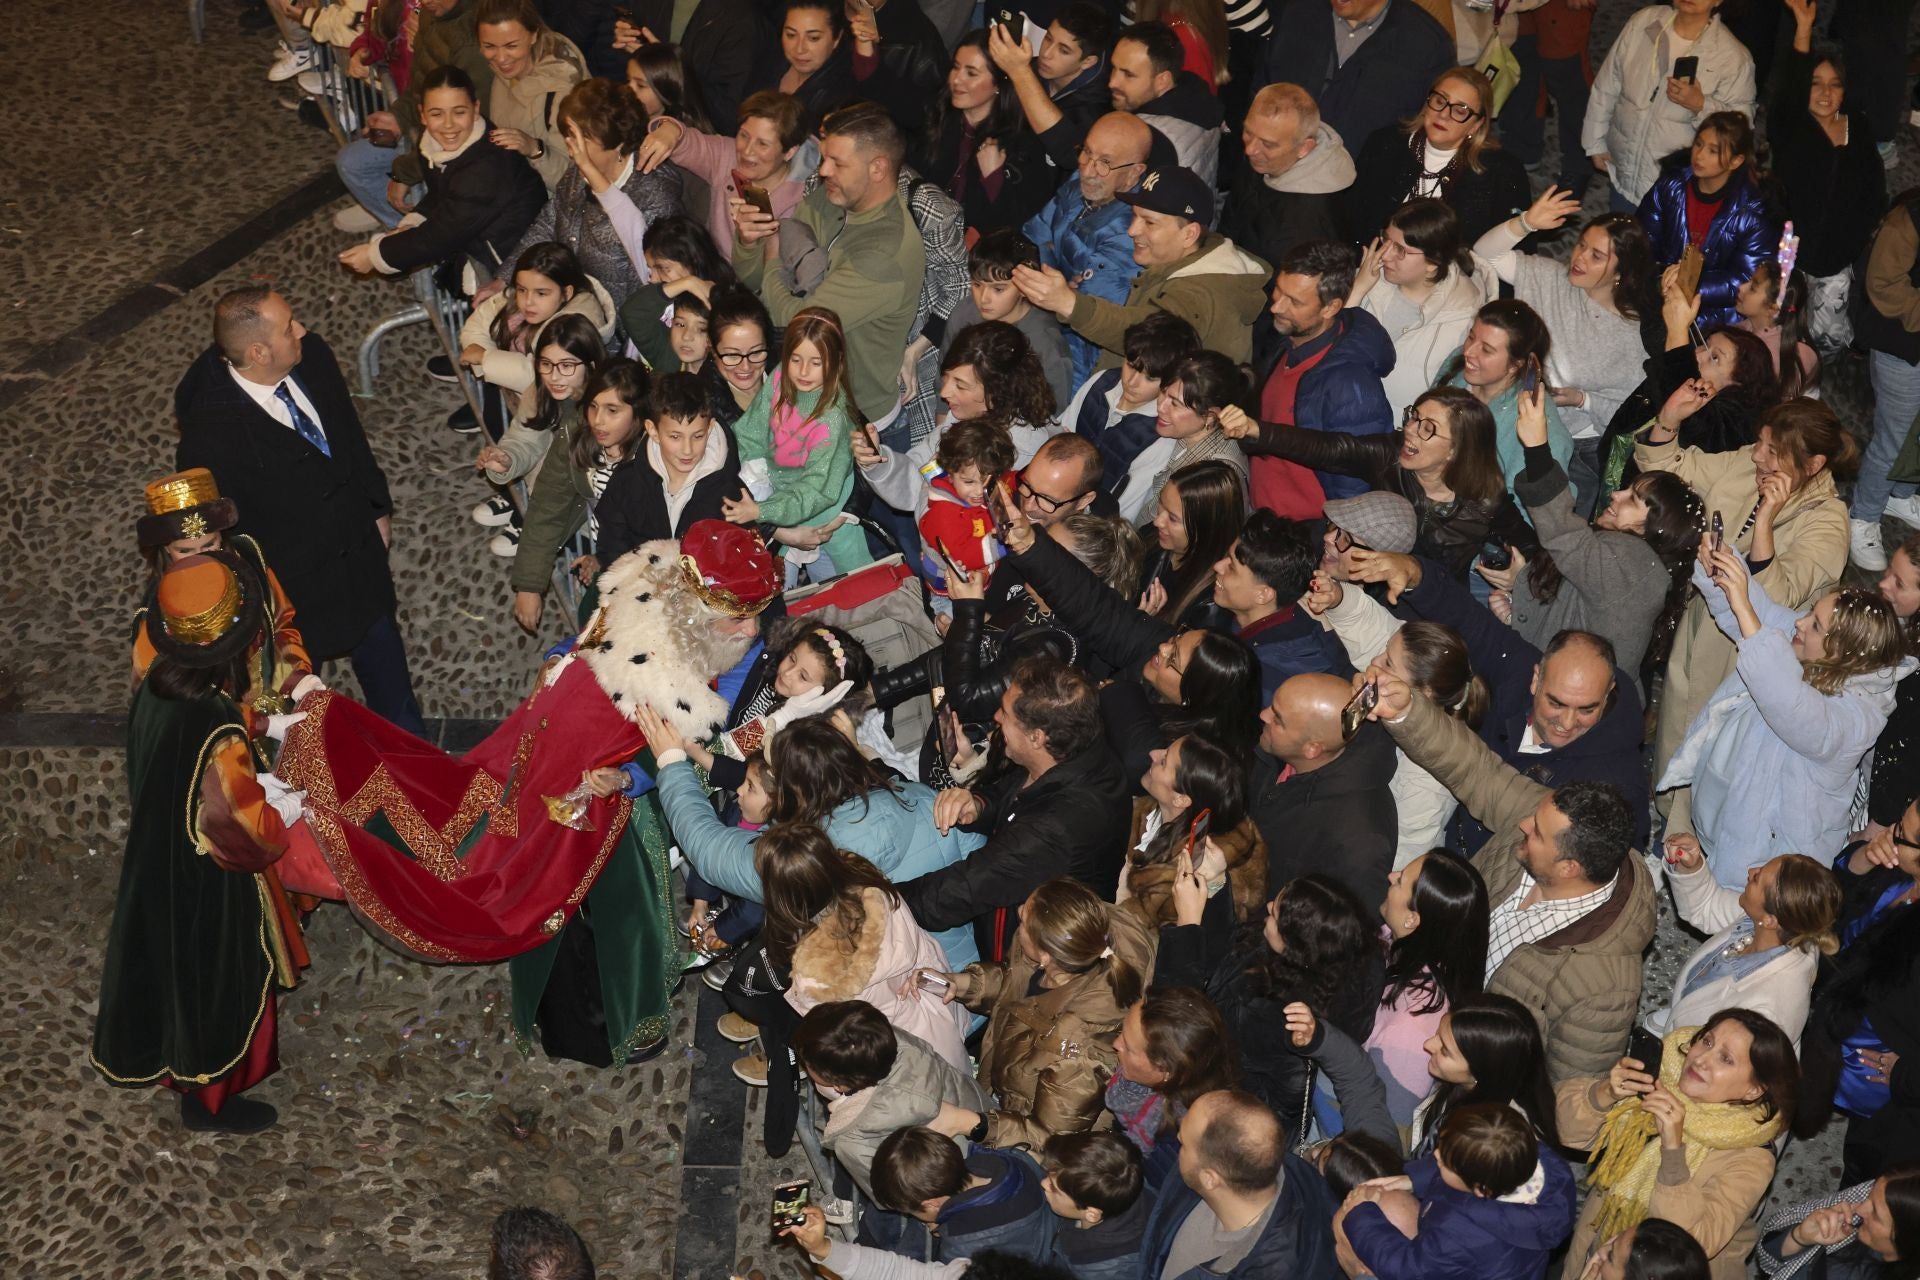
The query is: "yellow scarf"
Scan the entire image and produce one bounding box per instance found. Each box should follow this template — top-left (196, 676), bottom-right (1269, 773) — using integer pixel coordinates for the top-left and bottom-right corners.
top-left (1586, 1026), bottom-right (1786, 1242)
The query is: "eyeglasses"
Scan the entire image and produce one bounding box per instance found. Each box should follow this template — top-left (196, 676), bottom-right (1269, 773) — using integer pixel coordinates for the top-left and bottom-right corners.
top-left (1895, 831), bottom-right (1920, 853)
top-left (1329, 525), bottom-right (1372, 554)
top-left (1017, 478), bottom-right (1082, 514)
top-left (537, 357), bottom-right (586, 375)
top-left (1401, 405), bottom-right (1448, 442)
top-left (714, 347), bottom-right (769, 368)
top-left (1426, 91), bottom-right (1484, 123)
top-left (1076, 145), bottom-right (1144, 179)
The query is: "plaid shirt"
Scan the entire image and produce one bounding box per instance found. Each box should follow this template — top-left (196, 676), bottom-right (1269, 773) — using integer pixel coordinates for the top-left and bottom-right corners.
top-left (1485, 871), bottom-right (1617, 980)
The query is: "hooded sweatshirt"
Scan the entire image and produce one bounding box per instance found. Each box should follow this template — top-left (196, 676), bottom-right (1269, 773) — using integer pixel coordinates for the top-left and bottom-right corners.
top-left (1343, 1148), bottom-right (1579, 1280)
top-left (1220, 122), bottom-right (1354, 277)
top-left (1360, 256), bottom-right (1495, 417)
top-left (1137, 70), bottom-right (1226, 188)
top-left (1069, 232), bottom-right (1271, 366)
top-left (592, 419), bottom-right (742, 565)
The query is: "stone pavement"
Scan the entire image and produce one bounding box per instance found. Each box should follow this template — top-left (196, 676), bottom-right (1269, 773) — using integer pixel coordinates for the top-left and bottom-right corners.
top-left (1, 0), bottom-right (1911, 1271)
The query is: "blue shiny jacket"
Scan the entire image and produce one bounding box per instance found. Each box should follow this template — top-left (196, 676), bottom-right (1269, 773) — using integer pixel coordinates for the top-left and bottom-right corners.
top-left (1025, 182), bottom-right (1137, 386)
top-left (1636, 165), bottom-right (1778, 328)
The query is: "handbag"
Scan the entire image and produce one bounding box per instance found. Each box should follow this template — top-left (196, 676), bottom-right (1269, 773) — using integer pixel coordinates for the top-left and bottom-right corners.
top-left (1474, 0), bottom-right (1522, 114)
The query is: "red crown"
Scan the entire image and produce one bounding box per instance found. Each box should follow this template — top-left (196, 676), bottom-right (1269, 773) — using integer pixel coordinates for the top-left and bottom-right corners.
top-left (678, 519), bottom-right (779, 616)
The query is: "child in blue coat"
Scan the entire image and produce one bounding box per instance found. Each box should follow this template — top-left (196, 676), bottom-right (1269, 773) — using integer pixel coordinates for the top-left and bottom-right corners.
top-left (1340, 1103), bottom-right (1576, 1280)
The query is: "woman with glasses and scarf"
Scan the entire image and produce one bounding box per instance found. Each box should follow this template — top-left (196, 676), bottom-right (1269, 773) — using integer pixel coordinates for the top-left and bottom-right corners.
top-left (1346, 66), bottom-right (1531, 245)
top-left (1221, 386), bottom-right (1533, 582)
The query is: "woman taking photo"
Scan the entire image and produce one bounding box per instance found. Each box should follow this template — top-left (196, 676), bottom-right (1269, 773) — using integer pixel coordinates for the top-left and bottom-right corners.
top-left (634, 89), bottom-right (809, 255)
top-left (1346, 66), bottom-right (1531, 244)
top-left (1488, 383), bottom-right (1707, 693)
top-left (1475, 190), bottom-right (1662, 507)
top-left (1757, 1164), bottom-right (1920, 1279)
top-left (1624, 274), bottom-right (1780, 467)
top-left (1350, 198), bottom-right (1494, 417)
top-left (1109, 627), bottom-right (1262, 778)
top-left (1222, 386), bottom-right (1532, 582)
top-left (914, 877), bottom-right (1156, 1146)
top-left (1407, 993), bottom-right (1560, 1154)
top-left (1138, 460), bottom-right (1247, 629)
top-left (1559, 1010), bottom-right (1804, 1280)
top-left (1636, 398), bottom-right (1852, 795)
top-left (1300, 574), bottom-right (1488, 860)
top-left (1770, 0), bottom-right (1887, 353)
top-left (926, 31), bottom-right (1054, 235)
top-left (1635, 112), bottom-right (1778, 329)
top-left (1366, 848), bottom-right (1489, 1128)
top-left (1117, 733), bottom-right (1267, 931)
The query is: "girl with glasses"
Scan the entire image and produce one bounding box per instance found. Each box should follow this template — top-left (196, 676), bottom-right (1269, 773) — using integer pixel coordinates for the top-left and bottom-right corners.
top-left (1347, 66), bottom-right (1530, 245)
top-left (1350, 198), bottom-right (1496, 420)
top-left (478, 313), bottom-right (608, 566)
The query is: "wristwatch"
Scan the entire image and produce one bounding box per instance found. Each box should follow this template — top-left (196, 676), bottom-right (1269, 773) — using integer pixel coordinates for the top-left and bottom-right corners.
top-left (966, 1112), bottom-right (990, 1143)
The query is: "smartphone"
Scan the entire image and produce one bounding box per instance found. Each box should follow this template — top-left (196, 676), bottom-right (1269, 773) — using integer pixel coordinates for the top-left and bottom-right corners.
top-left (1340, 680), bottom-right (1378, 741)
top-left (1710, 510), bottom-right (1724, 554)
top-left (937, 704), bottom-right (961, 766)
top-left (1184, 808), bottom-right (1212, 860)
top-left (1478, 541), bottom-right (1514, 572)
top-left (772, 1179), bottom-right (811, 1230)
top-left (367, 126), bottom-right (399, 148)
top-left (613, 3), bottom-right (638, 23)
top-left (1519, 355), bottom-right (1540, 397)
top-left (1673, 54), bottom-right (1699, 82)
top-left (1627, 1027), bottom-right (1665, 1080)
top-left (916, 970), bottom-right (952, 995)
top-left (740, 184), bottom-right (773, 217)
top-left (994, 8), bottom-right (1022, 42)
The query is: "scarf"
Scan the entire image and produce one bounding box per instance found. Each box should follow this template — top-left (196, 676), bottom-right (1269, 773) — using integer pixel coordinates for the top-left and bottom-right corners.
top-left (1585, 1025), bottom-right (1786, 1242)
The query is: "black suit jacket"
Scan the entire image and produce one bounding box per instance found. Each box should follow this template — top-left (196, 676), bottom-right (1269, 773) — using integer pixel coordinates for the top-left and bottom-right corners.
top-left (174, 334), bottom-right (396, 658)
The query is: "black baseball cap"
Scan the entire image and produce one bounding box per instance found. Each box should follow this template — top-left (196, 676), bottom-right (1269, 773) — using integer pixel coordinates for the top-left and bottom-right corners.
top-left (1115, 164), bottom-right (1213, 227)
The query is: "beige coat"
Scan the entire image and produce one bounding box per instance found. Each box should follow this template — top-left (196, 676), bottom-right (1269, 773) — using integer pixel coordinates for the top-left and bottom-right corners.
top-left (1633, 434), bottom-right (1848, 808)
top-left (1556, 1077), bottom-right (1777, 1280)
top-left (1117, 798), bottom-right (1269, 930)
top-left (1386, 692), bottom-right (1657, 1083)
top-left (950, 902), bottom-right (1157, 1148)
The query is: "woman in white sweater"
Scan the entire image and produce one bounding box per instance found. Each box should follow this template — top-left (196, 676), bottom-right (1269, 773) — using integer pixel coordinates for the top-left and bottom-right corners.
top-left (1302, 572), bottom-right (1488, 867)
top-left (1650, 832), bottom-right (1843, 1049)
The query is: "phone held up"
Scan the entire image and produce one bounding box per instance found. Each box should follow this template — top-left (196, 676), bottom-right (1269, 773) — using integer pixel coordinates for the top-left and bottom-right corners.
top-left (772, 1179), bottom-right (811, 1230)
top-left (731, 169), bottom-right (774, 217)
top-left (1184, 808), bottom-right (1212, 861)
top-left (1341, 680), bottom-right (1378, 741)
top-left (1673, 54), bottom-right (1699, 83)
top-left (1627, 1027), bottom-right (1665, 1081)
top-left (1519, 354), bottom-right (1541, 397)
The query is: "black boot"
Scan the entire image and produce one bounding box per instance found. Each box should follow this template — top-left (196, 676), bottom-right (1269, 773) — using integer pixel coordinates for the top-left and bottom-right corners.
top-left (180, 1093), bottom-right (278, 1133)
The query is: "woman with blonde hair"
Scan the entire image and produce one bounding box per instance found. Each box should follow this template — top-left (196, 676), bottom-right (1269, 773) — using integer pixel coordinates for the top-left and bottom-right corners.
top-left (1652, 838), bottom-right (1843, 1048)
top-left (911, 877), bottom-right (1156, 1146)
top-left (1661, 539), bottom-right (1912, 889)
top-left (1346, 66), bottom-right (1531, 243)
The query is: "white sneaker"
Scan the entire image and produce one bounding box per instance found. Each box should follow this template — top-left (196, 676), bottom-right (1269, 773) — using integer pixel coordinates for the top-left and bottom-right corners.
top-left (1852, 518), bottom-right (1889, 571)
top-left (1884, 494), bottom-right (1920, 529)
top-left (489, 522), bottom-right (522, 558)
top-left (472, 494), bottom-right (516, 526)
top-left (332, 204), bottom-right (383, 234)
top-left (296, 69), bottom-right (325, 96)
top-left (268, 43), bottom-right (316, 82)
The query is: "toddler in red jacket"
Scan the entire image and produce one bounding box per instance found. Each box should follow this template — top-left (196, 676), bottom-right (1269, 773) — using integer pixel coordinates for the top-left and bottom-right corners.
top-left (917, 419), bottom-right (1018, 609)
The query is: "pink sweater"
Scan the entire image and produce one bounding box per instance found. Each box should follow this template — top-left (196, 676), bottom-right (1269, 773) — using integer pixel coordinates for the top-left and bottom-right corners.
top-left (664, 124), bottom-right (806, 257)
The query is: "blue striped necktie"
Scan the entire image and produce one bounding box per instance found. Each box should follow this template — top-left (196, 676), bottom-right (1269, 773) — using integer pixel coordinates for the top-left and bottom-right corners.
top-left (275, 380), bottom-right (330, 457)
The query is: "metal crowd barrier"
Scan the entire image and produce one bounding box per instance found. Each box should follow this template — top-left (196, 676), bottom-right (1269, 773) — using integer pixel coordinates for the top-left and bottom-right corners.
top-left (305, 42), bottom-right (394, 145)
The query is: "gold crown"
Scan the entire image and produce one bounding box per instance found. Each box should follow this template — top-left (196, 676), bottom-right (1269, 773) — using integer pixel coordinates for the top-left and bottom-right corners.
top-left (145, 469), bottom-right (222, 517)
top-left (159, 568), bottom-right (246, 646)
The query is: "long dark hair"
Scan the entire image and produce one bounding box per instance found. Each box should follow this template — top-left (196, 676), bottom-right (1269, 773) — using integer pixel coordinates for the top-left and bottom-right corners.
top-left (144, 650), bottom-right (251, 704)
top-left (1156, 633), bottom-right (1262, 752)
top-left (768, 714), bottom-right (900, 825)
top-left (569, 358), bottom-right (650, 473)
top-left (1422, 994), bottom-right (1560, 1148)
top-left (1747, 260), bottom-right (1820, 400)
top-left (1380, 849), bottom-right (1489, 1016)
top-left (1691, 1007), bottom-right (1802, 1134)
top-left (1133, 733), bottom-right (1250, 868)
top-left (1884, 1165), bottom-right (1920, 1280)
top-left (1583, 213), bottom-right (1662, 325)
top-left (491, 241), bottom-right (589, 350)
top-left (1437, 300), bottom-right (1551, 397)
top-left (927, 30), bottom-right (1028, 162)
top-left (628, 41), bottom-right (713, 132)
top-left (943, 321), bottom-right (1057, 429)
top-left (1240, 875), bottom-right (1372, 1015)
top-left (1133, 986), bottom-right (1240, 1127)
top-left (1622, 1219), bottom-right (1712, 1280)
top-left (1153, 460), bottom-right (1246, 624)
top-left (1409, 387), bottom-right (1504, 505)
top-left (1526, 470), bottom-right (1706, 688)
top-left (755, 822), bottom-right (898, 966)
top-left (644, 215), bottom-right (736, 288)
top-left (527, 313), bottom-right (606, 431)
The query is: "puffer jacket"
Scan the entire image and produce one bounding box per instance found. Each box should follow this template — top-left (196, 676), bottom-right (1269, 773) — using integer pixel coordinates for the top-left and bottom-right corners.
top-left (1636, 165), bottom-right (1778, 328)
top-left (1633, 432), bottom-right (1848, 788)
top-left (1137, 71), bottom-right (1226, 188)
top-left (1344, 1146), bottom-right (1578, 1280)
top-left (1385, 691), bottom-right (1656, 1083)
top-left (1025, 184), bottom-right (1137, 387)
top-left (485, 36), bottom-right (589, 189)
top-left (457, 272), bottom-right (616, 395)
top-left (1251, 308), bottom-right (1399, 502)
top-left (1581, 7), bottom-right (1757, 205)
top-left (499, 160), bottom-right (685, 309)
top-left (1117, 800), bottom-right (1268, 930)
top-left (1069, 232), bottom-right (1272, 366)
top-left (787, 886), bottom-right (971, 1070)
top-left (819, 1025), bottom-right (991, 1198)
top-left (950, 902), bottom-right (1157, 1147)
top-left (1359, 257), bottom-right (1497, 418)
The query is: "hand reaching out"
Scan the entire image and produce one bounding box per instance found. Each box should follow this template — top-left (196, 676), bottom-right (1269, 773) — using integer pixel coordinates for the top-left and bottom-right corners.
top-left (1217, 404), bottom-right (1258, 440)
top-left (1301, 570), bottom-right (1343, 616)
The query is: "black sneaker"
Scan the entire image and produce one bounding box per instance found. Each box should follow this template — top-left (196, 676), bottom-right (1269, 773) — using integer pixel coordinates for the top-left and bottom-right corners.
top-left (296, 99), bottom-right (328, 131)
top-left (426, 354), bottom-right (458, 383)
top-left (489, 519), bottom-right (522, 558)
top-left (447, 403), bottom-right (480, 434)
top-left (180, 1093), bottom-right (278, 1133)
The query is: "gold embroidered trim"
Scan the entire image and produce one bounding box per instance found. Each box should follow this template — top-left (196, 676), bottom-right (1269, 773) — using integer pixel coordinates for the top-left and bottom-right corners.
top-left (161, 571), bottom-right (245, 645)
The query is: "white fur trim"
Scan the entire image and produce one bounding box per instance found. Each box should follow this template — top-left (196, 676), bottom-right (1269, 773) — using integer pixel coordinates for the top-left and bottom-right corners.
top-left (575, 541), bottom-right (738, 741)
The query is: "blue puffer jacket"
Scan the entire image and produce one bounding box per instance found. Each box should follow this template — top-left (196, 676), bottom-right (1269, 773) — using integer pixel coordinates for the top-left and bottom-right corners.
top-left (1343, 1148), bottom-right (1578, 1280)
top-left (1262, 308), bottom-right (1398, 501)
top-left (1636, 165), bottom-right (1778, 328)
top-left (656, 760), bottom-right (983, 969)
top-left (1142, 1152), bottom-right (1341, 1280)
top-left (1026, 184), bottom-right (1138, 387)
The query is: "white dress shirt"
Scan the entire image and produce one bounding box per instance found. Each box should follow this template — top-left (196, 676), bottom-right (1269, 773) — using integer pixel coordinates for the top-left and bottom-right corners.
top-left (228, 364), bottom-right (326, 444)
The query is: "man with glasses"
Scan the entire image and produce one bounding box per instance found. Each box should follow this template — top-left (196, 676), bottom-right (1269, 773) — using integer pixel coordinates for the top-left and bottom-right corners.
top-left (1319, 491), bottom-right (1417, 581)
top-left (1023, 113), bottom-right (1158, 385)
top-left (1262, 0), bottom-right (1452, 156)
top-left (1219, 84), bottom-right (1355, 280)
